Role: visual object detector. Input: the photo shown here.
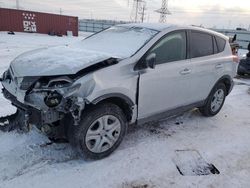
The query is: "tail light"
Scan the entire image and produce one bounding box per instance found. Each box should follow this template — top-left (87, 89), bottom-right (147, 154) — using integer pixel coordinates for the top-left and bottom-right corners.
top-left (232, 48), bottom-right (239, 63)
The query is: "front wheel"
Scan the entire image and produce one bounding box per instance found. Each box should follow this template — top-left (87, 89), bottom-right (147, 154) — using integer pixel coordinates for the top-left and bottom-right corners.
top-left (199, 83), bottom-right (227, 117)
top-left (68, 103), bottom-right (127, 160)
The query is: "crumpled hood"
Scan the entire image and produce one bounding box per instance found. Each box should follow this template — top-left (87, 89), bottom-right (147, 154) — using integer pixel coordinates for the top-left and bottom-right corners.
top-left (10, 45), bottom-right (118, 77)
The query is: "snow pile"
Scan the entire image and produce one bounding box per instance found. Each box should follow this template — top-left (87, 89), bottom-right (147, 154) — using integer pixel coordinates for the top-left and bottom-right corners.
top-left (0, 32), bottom-right (250, 188)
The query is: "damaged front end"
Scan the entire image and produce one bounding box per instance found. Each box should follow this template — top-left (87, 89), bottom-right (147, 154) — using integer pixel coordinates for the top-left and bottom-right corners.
top-left (0, 58), bottom-right (118, 139)
top-left (0, 72), bottom-right (85, 138)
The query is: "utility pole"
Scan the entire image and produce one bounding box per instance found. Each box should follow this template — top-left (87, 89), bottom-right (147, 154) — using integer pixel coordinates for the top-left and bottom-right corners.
top-left (139, 3), bottom-right (146, 23)
top-left (16, 0), bottom-right (20, 9)
top-left (156, 0), bottom-right (171, 23)
top-left (60, 8), bottom-right (62, 15)
top-left (135, 0), bottom-right (139, 22)
top-left (130, 0), bottom-right (146, 23)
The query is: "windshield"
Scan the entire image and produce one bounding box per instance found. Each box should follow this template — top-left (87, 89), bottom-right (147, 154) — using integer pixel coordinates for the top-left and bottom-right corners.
top-left (81, 26), bottom-right (159, 58)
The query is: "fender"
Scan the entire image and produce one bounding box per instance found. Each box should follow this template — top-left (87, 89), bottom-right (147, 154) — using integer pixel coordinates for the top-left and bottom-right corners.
top-left (91, 93), bottom-right (135, 107)
top-left (206, 75), bottom-right (233, 100)
top-left (215, 75), bottom-right (234, 95)
top-left (90, 93), bottom-right (137, 124)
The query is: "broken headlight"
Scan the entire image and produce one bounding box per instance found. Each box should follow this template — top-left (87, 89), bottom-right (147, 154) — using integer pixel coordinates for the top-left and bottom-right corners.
top-left (34, 76), bottom-right (73, 89)
top-left (20, 77), bottom-right (40, 90)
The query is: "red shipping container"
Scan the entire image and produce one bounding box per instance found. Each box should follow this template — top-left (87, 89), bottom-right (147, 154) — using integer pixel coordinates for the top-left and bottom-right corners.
top-left (0, 8), bottom-right (78, 36)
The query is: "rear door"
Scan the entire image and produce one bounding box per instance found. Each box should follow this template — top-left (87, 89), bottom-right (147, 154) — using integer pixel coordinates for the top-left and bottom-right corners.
top-left (188, 30), bottom-right (224, 103)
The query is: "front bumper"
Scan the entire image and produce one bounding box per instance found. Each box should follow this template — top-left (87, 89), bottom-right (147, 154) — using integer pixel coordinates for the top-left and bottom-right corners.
top-left (2, 88), bottom-right (61, 128)
top-left (1, 74), bottom-right (85, 130)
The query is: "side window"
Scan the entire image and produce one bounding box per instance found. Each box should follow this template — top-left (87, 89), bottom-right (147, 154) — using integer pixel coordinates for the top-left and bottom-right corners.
top-left (215, 36), bottom-right (226, 53)
top-left (149, 31), bottom-right (187, 64)
top-left (191, 31), bottom-right (213, 58)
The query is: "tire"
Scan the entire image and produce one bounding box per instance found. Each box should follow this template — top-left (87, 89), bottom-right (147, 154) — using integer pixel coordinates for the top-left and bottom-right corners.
top-left (199, 83), bottom-right (227, 117)
top-left (68, 103), bottom-right (127, 160)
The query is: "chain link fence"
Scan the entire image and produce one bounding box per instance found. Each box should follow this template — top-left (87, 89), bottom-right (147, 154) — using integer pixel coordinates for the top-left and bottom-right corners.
top-left (79, 19), bottom-right (130, 33)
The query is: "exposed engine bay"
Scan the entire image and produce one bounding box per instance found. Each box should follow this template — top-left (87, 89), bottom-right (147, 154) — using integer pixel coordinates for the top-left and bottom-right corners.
top-left (0, 58), bottom-right (118, 140)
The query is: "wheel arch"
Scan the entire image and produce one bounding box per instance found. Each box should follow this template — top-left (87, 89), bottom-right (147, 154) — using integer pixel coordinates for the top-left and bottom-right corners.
top-left (204, 75), bottom-right (233, 105)
top-left (214, 75), bottom-right (233, 96)
top-left (89, 93), bottom-right (136, 122)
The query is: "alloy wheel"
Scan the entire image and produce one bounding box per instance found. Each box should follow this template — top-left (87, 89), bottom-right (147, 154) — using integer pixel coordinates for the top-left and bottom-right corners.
top-left (211, 89), bottom-right (224, 113)
top-left (85, 115), bottom-right (121, 153)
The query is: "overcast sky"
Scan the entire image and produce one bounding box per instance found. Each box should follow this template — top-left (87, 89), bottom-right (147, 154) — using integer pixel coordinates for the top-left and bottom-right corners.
top-left (1, 0), bottom-right (250, 29)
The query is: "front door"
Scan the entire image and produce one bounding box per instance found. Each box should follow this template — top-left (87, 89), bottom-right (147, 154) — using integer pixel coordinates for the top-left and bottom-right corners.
top-left (138, 30), bottom-right (194, 120)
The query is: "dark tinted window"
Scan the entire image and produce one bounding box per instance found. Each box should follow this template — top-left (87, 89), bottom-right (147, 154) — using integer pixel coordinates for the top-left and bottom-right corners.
top-left (215, 36), bottom-right (226, 53)
top-left (191, 31), bottom-right (213, 58)
top-left (149, 31), bottom-right (187, 64)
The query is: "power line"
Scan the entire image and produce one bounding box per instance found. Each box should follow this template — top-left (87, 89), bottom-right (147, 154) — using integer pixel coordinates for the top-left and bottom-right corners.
top-left (130, 0), bottom-right (146, 22)
top-left (139, 3), bottom-right (146, 22)
top-left (155, 0), bottom-right (171, 23)
top-left (160, 8), bottom-right (250, 15)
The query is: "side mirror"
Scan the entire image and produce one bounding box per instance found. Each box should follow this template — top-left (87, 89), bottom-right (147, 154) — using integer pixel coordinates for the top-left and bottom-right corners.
top-left (145, 53), bottom-right (156, 69)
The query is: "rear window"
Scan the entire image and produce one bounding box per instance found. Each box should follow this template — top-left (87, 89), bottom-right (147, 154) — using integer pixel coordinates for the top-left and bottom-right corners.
top-left (215, 36), bottom-right (226, 53)
top-left (191, 31), bottom-right (213, 58)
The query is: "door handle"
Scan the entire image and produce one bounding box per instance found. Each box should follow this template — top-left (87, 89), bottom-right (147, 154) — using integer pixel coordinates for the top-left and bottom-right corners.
top-left (215, 64), bottom-right (223, 69)
top-left (180, 68), bottom-right (191, 75)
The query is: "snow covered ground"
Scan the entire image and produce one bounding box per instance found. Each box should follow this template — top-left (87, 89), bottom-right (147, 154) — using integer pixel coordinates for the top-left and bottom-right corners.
top-left (0, 32), bottom-right (250, 188)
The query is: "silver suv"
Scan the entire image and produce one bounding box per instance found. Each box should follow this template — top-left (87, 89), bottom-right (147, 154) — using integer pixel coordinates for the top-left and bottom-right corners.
top-left (0, 23), bottom-right (235, 159)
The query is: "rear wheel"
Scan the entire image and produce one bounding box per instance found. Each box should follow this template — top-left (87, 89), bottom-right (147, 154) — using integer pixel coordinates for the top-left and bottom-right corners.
top-left (68, 103), bottom-right (127, 160)
top-left (199, 83), bottom-right (226, 117)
